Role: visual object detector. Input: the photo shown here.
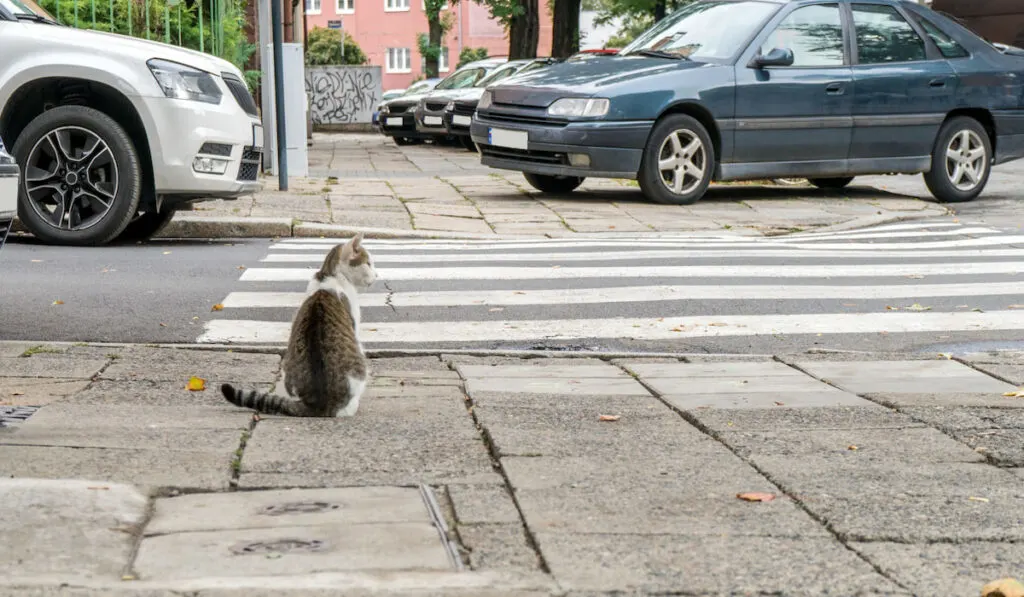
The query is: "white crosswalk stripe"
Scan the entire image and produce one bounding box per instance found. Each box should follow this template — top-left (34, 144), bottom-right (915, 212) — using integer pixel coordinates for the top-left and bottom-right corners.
top-left (198, 221), bottom-right (1024, 347)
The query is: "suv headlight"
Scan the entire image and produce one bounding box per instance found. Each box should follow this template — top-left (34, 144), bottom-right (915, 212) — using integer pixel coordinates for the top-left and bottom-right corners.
top-left (547, 98), bottom-right (609, 117)
top-left (478, 90), bottom-right (493, 110)
top-left (147, 59), bottom-right (223, 104)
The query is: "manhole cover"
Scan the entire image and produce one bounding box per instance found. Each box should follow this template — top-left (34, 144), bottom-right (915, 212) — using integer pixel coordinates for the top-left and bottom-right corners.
top-left (229, 538), bottom-right (328, 555)
top-left (260, 501), bottom-right (340, 516)
top-left (0, 406), bottom-right (39, 428)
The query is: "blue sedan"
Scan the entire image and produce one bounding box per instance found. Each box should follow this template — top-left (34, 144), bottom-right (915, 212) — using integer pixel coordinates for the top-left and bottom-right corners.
top-left (471, 0), bottom-right (1024, 205)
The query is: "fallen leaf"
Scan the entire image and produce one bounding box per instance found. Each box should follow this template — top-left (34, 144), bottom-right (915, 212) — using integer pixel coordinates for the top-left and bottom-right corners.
top-left (939, 353), bottom-right (953, 360)
top-left (670, 327), bottom-right (684, 332)
top-left (186, 376), bottom-right (206, 391)
top-left (211, 304), bottom-right (224, 311)
top-left (981, 578), bottom-right (1024, 597)
top-left (968, 496), bottom-right (990, 503)
top-left (162, 251), bottom-right (171, 255)
top-left (598, 414), bottom-right (621, 422)
top-left (121, 574), bottom-right (137, 581)
top-left (708, 322), bottom-right (727, 327)
top-left (773, 401), bottom-right (784, 406)
top-left (906, 303), bottom-right (931, 312)
top-left (848, 445), bottom-right (858, 451)
top-left (238, 265), bottom-right (247, 271)
top-left (513, 291), bottom-right (526, 295)
top-left (31, 259), bottom-right (42, 263)
top-left (737, 492), bottom-right (776, 502)
top-left (159, 323), bottom-right (167, 327)
top-left (886, 305), bottom-right (898, 311)
top-left (973, 308), bottom-right (985, 313)
top-left (11, 391), bottom-right (24, 396)
top-left (906, 274), bottom-right (925, 279)
top-left (1003, 387), bottom-right (1024, 398)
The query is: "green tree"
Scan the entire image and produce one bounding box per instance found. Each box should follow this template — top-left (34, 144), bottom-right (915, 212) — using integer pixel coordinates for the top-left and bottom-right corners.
top-left (457, 47), bottom-right (489, 68)
top-left (305, 26), bottom-right (369, 65)
top-left (584, 0), bottom-right (695, 45)
top-left (552, 0), bottom-right (581, 58)
top-left (418, 0), bottom-right (456, 79)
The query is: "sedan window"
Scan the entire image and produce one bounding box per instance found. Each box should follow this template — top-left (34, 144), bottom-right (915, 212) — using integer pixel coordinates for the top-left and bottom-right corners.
top-left (759, 4), bottom-right (845, 67)
top-left (916, 15), bottom-right (970, 59)
top-left (621, 1), bottom-right (778, 62)
top-left (852, 3), bottom-right (928, 64)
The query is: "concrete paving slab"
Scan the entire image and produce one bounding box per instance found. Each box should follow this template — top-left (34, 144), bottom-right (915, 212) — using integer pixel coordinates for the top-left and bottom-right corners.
top-left (0, 445), bottom-right (232, 490)
top-left (100, 348), bottom-right (280, 384)
top-left (0, 341), bottom-right (45, 358)
top-left (457, 524), bottom-right (539, 572)
top-left (645, 375), bottom-right (846, 396)
top-left (405, 203), bottom-right (482, 218)
top-left (414, 214), bottom-right (493, 234)
top-left (465, 393), bottom-right (666, 413)
top-left (363, 382), bottom-right (465, 400)
top-left (0, 478), bottom-right (147, 582)
top-left (750, 458), bottom-right (1024, 541)
top-left (898, 406), bottom-right (1024, 430)
top-left (446, 356), bottom-right (609, 368)
top-left (458, 364), bottom-right (628, 379)
top-left (535, 533), bottom-right (905, 595)
top-left (621, 360), bottom-right (801, 378)
top-left (854, 542), bottom-right (1024, 597)
top-left (967, 363), bottom-right (1024, 385)
top-left (662, 389), bottom-right (875, 410)
top-left (503, 455), bottom-right (827, 537)
top-left (0, 356), bottom-right (108, 379)
top-left (147, 486), bottom-right (431, 534)
top-left (863, 391), bottom-right (1024, 408)
top-left (447, 484), bottom-right (522, 525)
top-left (719, 427), bottom-right (986, 464)
top-left (465, 377), bottom-right (650, 396)
top-left (366, 356), bottom-right (449, 373)
top-left (688, 406), bottom-right (923, 433)
top-left (61, 379), bottom-right (271, 407)
top-left (134, 522), bottom-right (452, 580)
top-left (951, 428), bottom-right (1024, 466)
top-left (0, 377), bottom-right (90, 406)
top-left (794, 360), bottom-right (1016, 394)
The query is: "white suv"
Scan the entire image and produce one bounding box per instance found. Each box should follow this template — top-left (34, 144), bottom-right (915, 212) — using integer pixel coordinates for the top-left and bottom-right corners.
top-left (0, 0), bottom-right (263, 245)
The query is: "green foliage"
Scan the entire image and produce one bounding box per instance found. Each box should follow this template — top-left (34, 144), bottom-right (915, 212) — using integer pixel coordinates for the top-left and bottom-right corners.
top-left (39, 0), bottom-right (257, 87)
top-left (305, 26), bottom-right (369, 65)
top-left (585, 0), bottom-right (695, 46)
top-left (474, 0), bottom-right (524, 28)
top-left (457, 46), bottom-right (489, 68)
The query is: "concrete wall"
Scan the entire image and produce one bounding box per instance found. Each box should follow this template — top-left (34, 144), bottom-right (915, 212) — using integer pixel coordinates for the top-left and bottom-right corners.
top-left (304, 66), bottom-right (382, 129)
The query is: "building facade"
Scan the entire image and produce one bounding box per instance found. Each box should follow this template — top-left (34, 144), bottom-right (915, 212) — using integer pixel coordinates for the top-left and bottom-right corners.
top-left (304, 0), bottom-right (555, 90)
top-left (931, 0), bottom-right (1024, 47)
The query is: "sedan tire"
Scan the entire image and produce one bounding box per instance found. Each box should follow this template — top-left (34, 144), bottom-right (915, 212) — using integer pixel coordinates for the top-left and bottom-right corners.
top-left (638, 114), bottom-right (715, 205)
top-left (13, 106), bottom-right (142, 246)
top-left (523, 172), bottom-right (585, 194)
top-left (923, 116), bottom-right (991, 203)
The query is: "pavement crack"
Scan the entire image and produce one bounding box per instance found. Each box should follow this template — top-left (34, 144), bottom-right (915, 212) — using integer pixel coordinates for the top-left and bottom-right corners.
top-left (119, 495), bottom-right (157, 581)
top-left (382, 281), bottom-right (398, 314)
top-left (229, 414), bottom-right (259, 491)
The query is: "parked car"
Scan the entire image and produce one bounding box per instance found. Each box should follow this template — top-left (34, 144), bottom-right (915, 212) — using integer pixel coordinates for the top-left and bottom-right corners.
top-left (0, 0), bottom-right (263, 246)
top-left (566, 49), bottom-right (620, 62)
top-left (372, 83), bottom-right (434, 127)
top-left (472, 0), bottom-right (1024, 205)
top-left (0, 135), bottom-right (16, 251)
top-left (444, 58), bottom-right (560, 150)
top-left (409, 58), bottom-right (510, 143)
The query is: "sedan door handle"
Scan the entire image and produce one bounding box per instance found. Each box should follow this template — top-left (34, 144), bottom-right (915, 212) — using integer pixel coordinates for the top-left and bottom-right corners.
top-left (825, 82), bottom-right (845, 95)
top-left (929, 78), bottom-right (947, 88)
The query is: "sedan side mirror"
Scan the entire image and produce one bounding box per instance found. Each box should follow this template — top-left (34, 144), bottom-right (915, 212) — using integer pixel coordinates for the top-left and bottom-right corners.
top-left (748, 47), bottom-right (794, 69)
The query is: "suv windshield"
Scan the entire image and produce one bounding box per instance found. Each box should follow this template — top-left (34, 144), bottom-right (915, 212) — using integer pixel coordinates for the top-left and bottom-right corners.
top-left (0, 0), bottom-right (57, 19)
top-left (621, 0), bottom-right (778, 61)
top-left (435, 67), bottom-right (486, 90)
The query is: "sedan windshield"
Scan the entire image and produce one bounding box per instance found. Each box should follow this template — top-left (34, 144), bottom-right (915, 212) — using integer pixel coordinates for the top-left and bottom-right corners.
top-left (621, 0), bottom-right (778, 61)
top-left (0, 0), bottom-right (57, 20)
top-left (435, 68), bottom-right (486, 90)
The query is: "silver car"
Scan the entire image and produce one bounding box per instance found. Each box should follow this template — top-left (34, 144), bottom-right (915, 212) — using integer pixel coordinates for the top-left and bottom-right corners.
top-left (0, 135), bottom-right (17, 250)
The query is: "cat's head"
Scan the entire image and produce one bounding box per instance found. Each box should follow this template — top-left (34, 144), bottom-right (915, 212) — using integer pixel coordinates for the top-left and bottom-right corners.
top-left (317, 233), bottom-right (378, 288)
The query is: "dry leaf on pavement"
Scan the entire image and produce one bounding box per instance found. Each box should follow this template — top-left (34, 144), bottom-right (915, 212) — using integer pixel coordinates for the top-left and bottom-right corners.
top-left (52, 299), bottom-right (64, 305)
top-left (186, 376), bottom-right (206, 391)
top-left (848, 445), bottom-right (858, 451)
top-left (211, 304), bottom-right (224, 311)
top-left (981, 578), bottom-right (1024, 597)
top-left (737, 492), bottom-right (776, 502)
top-left (598, 414), bottom-right (621, 422)
top-left (1003, 387), bottom-right (1024, 398)
top-left (906, 303), bottom-right (931, 311)
top-left (968, 496), bottom-right (990, 503)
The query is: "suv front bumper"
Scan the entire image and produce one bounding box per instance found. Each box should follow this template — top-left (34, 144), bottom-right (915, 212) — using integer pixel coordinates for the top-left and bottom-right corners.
top-left (0, 150), bottom-right (18, 225)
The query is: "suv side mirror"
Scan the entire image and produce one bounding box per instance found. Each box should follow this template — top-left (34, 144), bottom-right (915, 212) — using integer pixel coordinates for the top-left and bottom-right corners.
top-left (748, 47), bottom-right (794, 68)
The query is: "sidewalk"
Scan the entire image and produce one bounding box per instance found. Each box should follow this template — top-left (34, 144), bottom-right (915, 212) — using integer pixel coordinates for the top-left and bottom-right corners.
top-left (1, 341), bottom-right (1022, 595)
top-left (156, 133), bottom-right (954, 240)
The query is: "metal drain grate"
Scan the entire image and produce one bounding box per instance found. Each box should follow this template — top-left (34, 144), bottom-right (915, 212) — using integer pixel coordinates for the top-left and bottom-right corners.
top-left (0, 406), bottom-right (40, 428)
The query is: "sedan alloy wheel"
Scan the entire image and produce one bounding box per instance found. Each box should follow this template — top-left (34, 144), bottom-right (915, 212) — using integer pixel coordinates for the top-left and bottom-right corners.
top-left (639, 113), bottom-right (715, 205)
top-left (923, 116), bottom-right (992, 203)
top-left (944, 129), bottom-right (987, 192)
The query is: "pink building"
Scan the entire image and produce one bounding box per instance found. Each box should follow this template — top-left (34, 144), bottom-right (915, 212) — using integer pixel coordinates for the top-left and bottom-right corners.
top-left (304, 0), bottom-right (554, 90)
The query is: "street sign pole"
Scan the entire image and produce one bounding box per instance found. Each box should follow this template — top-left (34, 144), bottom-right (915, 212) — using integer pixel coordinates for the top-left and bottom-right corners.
top-left (271, 0), bottom-right (288, 190)
top-left (328, 19), bottom-right (344, 63)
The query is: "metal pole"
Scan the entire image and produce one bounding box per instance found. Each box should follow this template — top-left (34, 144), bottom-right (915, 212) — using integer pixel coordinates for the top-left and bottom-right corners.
top-left (91, 0), bottom-right (95, 27)
top-left (127, 0), bottom-right (132, 36)
top-left (271, 0), bottom-right (288, 190)
top-left (164, 4), bottom-right (169, 42)
top-left (340, 20), bottom-right (345, 62)
top-left (109, 0), bottom-right (113, 31)
top-left (145, 0), bottom-right (150, 38)
top-left (198, 0), bottom-right (203, 51)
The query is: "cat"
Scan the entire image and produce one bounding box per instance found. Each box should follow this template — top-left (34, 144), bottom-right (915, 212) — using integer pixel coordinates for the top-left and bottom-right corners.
top-left (221, 233), bottom-right (377, 417)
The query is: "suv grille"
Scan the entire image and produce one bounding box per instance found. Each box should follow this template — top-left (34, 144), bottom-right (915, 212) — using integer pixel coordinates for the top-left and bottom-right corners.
top-left (388, 104), bottom-right (411, 114)
top-left (453, 103), bottom-right (476, 116)
top-left (222, 74), bottom-right (259, 117)
top-left (237, 146), bottom-right (262, 181)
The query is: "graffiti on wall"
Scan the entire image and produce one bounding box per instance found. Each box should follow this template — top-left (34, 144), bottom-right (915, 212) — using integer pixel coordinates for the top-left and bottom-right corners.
top-left (305, 66), bottom-right (381, 125)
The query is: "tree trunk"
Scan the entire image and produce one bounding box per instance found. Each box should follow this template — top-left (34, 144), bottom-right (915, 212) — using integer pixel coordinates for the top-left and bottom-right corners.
top-left (508, 0), bottom-right (540, 59)
top-left (425, 14), bottom-right (443, 77)
top-left (654, 0), bottom-right (666, 22)
top-left (551, 0), bottom-right (580, 58)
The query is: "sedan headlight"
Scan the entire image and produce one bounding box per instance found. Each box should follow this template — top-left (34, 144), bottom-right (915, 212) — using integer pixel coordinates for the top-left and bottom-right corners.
top-left (445, 101), bottom-right (455, 111)
top-left (547, 98), bottom-right (609, 117)
top-left (147, 59), bottom-right (223, 104)
top-left (478, 90), bottom-right (493, 110)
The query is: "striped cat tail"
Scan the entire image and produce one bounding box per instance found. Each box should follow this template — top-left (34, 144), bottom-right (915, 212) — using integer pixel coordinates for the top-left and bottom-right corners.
top-left (220, 383), bottom-right (310, 416)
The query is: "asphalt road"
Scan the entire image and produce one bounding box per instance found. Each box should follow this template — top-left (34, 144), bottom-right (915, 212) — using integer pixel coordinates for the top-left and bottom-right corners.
top-left (3, 219), bottom-right (1021, 356)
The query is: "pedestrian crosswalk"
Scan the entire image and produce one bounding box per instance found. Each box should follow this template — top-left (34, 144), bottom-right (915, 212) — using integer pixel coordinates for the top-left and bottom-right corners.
top-left (197, 221), bottom-right (1024, 350)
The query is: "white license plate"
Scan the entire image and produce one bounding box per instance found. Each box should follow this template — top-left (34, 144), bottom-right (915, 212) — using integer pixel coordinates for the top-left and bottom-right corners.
top-left (386, 117), bottom-right (403, 127)
top-left (252, 124), bottom-right (264, 149)
top-left (488, 127), bottom-right (528, 150)
top-left (424, 115), bottom-right (443, 126)
top-left (453, 115), bottom-right (472, 126)
top-left (0, 177), bottom-right (17, 218)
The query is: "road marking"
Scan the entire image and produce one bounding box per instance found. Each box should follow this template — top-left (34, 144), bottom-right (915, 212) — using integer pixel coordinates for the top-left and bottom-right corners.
top-left (220, 281), bottom-right (1024, 309)
top-left (240, 261), bottom-right (1023, 282)
top-left (197, 310), bottom-right (1024, 344)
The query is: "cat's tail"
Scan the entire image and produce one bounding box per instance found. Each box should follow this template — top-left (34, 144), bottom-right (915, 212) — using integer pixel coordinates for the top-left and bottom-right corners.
top-left (220, 383), bottom-right (310, 416)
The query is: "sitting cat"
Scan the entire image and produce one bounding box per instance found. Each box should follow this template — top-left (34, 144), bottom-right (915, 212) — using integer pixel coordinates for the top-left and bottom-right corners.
top-left (221, 233), bottom-right (377, 417)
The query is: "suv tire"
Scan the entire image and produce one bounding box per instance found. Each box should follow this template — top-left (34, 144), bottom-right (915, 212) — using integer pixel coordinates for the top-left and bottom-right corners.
top-left (638, 113), bottom-right (715, 205)
top-left (924, 116), bottom-right (991, 203)
top-left (523, 172), bottom-right (585, 194)
top-left (116, 206), bottom-right (178, 242)
top-left (13, 106), bottom-right (142, 246)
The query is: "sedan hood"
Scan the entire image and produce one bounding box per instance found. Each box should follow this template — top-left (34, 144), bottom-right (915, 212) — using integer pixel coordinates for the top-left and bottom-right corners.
top-left (489, 55), bottom-right (707, 107)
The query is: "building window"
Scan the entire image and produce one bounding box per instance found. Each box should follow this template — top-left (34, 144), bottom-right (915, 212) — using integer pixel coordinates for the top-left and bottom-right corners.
top-left (337, 0), bottom-right (354, 13)
top-left (439, 47), bottom-right (450, 72)
top-left (305, 0), bottom-right (321, 14)
top-left (387, 48), bottom-right (412, 73)
top-left (385, 0), bottom-right (409, 11)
